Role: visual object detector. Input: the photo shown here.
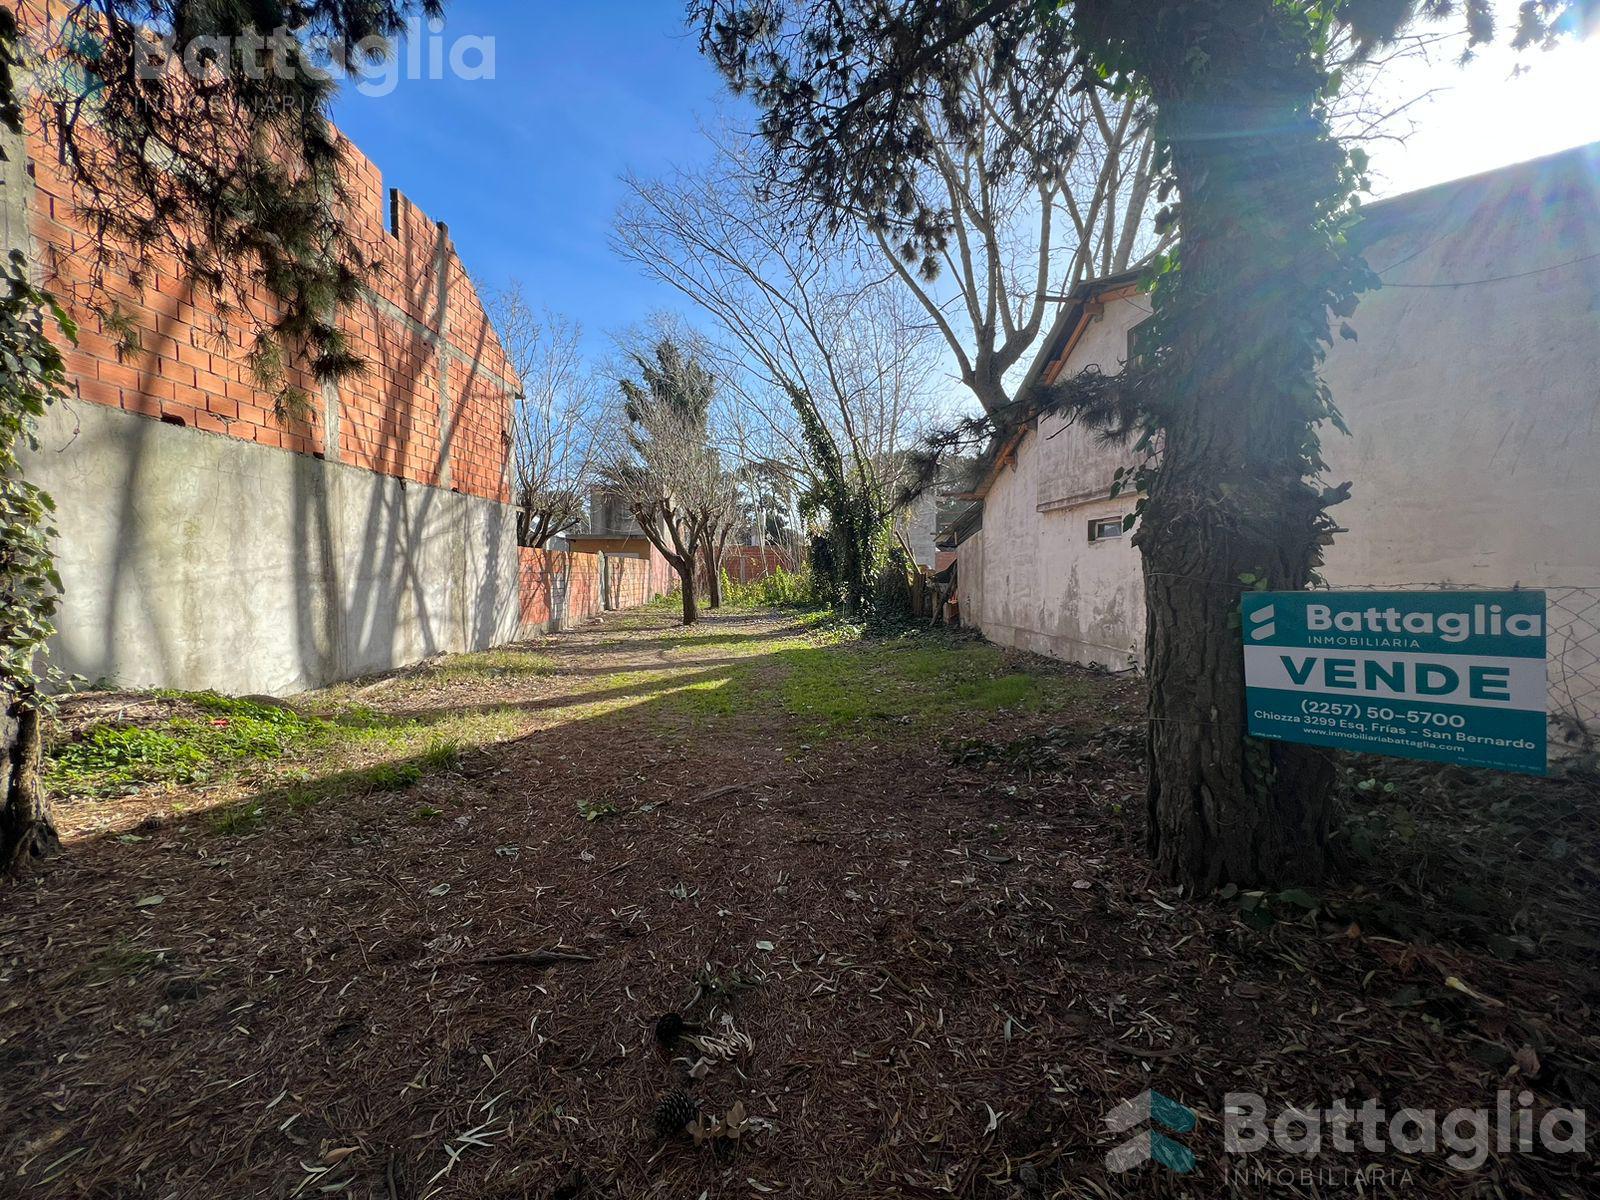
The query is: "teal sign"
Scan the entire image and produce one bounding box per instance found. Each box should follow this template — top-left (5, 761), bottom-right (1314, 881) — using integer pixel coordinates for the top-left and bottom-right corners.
top-left (1241, 591), bottom-right (1547, 775)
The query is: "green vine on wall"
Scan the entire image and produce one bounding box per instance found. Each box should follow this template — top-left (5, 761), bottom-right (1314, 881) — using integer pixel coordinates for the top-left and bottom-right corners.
top-left (0, 249), bottom-right (74, 708)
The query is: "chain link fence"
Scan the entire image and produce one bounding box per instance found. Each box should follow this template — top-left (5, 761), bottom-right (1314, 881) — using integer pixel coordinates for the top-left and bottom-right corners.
top-left (1316, 582), bottom-right (1599, 761)
top-left (1539, 586), bottom-right (1596, 756)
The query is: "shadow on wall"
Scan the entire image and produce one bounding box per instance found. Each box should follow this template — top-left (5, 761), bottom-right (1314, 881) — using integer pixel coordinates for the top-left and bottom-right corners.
top-left (26, 397), bottom-right (523, 696)
top-left (38, 208), bottom-right (523, 693)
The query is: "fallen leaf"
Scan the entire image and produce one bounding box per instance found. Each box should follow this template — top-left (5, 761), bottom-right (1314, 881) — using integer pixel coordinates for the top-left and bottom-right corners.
top-left (1444, 975), bottom-right (1504, 1007)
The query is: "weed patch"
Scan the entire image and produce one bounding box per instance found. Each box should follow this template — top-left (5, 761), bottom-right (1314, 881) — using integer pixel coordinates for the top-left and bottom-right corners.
top-left (364, 762), bottom-right (423, 792)
top-left (49, 726), bottom-right (210, 795)
top-left (779, 630), bottom-right (1088, 736)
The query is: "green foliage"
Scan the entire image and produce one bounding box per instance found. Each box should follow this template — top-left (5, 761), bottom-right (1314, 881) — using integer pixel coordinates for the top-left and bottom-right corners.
top-left (721, 566), bottom-right (815, 609)
top-left (50, 726), bottom-right (208, 793)
top-left (577, 797), bottom-right (619, 822)
top-left (0, 8), bottom-right (23, 134)
top-left (789, 385), bottom-right (900, 618)
top-left (209, 800), bottom-right (267, 836)
top-left (0, 251), bottom-right (75, 711)
top-left (417, 739), bottom-right (462, 772)
top-left (48, 695), bottom-right (327, 796)
top-left (365, 761), bottom-right (423, 791)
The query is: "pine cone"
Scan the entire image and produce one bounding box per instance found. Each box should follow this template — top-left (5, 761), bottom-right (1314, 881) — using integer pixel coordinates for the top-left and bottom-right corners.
top-left (653, 1088), bottom-right (699, 1138)
top-left (654, 1010), bottom-right (703, 1047)
top-left (654, 1011), bottom-right (686, 1046)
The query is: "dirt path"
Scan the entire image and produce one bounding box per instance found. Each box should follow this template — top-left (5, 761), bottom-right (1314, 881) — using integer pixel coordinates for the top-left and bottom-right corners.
top-left (2, 609), bottom-right (1594, 1198)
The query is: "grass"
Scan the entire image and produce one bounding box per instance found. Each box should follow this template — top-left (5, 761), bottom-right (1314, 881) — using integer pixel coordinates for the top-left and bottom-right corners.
top-left (48, 656), bottom-right (533, 804)
top-left (550, 617), bottom-right (1080, 738)
top-left (48, 669), bottom-right (521, 806)
top-left (48, 611), bottom-right (1094, 838)
top-left (776, 631), bottom-right (1091, 737)
top-left (407, 647), bottom-right (557, 686)
top-left (49, 692), bottom-right (348, 799)
top-left (75, 940), bottom-right (164, 985)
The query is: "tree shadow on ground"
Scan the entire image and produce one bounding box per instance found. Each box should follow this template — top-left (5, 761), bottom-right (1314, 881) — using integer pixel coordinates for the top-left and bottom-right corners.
top-left (6, 615), bottom-right (1597, 1200)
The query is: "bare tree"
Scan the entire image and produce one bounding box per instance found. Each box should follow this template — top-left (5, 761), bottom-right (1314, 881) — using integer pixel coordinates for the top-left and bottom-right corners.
top-left (846, 38), bottom-right (1161, 415)
top-left (597, 339), bottom-right (729, 625)
top-left (698, 462), bottom-right (744, 609)
top-left (615, 149), bottom-right (944, 611)
top-left (486, 282), bottom-right (599, 548)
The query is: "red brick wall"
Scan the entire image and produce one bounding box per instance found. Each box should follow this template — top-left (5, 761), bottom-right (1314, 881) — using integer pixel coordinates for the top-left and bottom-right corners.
top-left (14, 11), bottom-right (515, 503)
top-left (603, 553), bottom-right (658, 611)
top-left (519, 549), bottom-right (598, 630)
top-left (519, 546), bottom-right (679, 631)
top-left (718, 547), bottom-right (796, 583)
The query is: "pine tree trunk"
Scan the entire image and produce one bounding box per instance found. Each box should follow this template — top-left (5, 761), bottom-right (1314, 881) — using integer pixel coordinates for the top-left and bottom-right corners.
top-left (678, 564), bottom-right (699, 625)
top-left (1, 704), bottom-right (56, 875)
top-left (1140, 501), bottom-right (1334, 888)
top-left (1130, 5), bottom-right (1345, 889)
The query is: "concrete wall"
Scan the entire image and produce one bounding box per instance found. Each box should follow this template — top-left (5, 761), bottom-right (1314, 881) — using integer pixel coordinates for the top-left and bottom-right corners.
top-left (25, 401), bottom-right (523, 695)
top-left (961, 144), bottom-right (1600, 698)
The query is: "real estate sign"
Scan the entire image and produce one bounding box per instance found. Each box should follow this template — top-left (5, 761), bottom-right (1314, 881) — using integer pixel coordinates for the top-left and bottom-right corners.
top-left (1241, 591), bottom-right (1547, 775)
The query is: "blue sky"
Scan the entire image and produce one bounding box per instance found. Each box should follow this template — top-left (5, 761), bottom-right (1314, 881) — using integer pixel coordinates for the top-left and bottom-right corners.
top-left (332, 0), bottom-right (734, 342)
top-left (329, 1), bottom-right (1600, 362)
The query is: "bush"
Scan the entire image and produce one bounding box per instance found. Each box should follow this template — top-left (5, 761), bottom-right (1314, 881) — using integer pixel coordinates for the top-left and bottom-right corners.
top-left (723, 566), bottom-right (815, 609)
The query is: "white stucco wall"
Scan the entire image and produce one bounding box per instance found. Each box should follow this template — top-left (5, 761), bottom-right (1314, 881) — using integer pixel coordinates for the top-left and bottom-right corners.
top-left (956, 528), bottom-right (984, 629)
top-left (24, 400), bottom-right (526, 695)
top-left (1316, 160), bottom-right (1600, 589)
top-left (959, 144), bottom-right (1600, 723)
top-left (970, 424), bottom-right (1144, 669)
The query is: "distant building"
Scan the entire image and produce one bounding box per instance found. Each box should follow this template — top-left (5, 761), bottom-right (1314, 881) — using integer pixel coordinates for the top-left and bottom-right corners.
top-left (565, 488), bottom-right (673, 609)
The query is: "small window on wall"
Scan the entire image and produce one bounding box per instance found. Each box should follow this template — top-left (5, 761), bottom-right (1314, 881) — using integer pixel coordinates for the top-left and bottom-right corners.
top-left (1088, 517), bottom-right (1126, 543)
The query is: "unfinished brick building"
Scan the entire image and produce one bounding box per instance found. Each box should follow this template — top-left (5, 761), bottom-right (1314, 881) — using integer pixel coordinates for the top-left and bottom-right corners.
top-left (2, 38), bottom-right (526, 693)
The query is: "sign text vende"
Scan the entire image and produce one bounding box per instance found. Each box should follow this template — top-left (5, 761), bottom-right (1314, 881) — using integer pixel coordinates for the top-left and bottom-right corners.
top-left (1240, 591), bottom-right (1548, 775)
